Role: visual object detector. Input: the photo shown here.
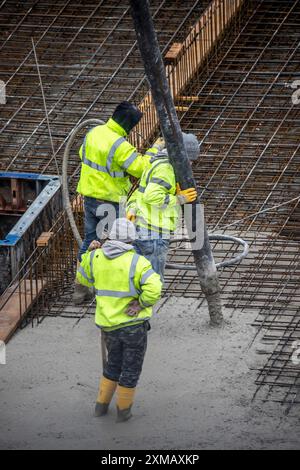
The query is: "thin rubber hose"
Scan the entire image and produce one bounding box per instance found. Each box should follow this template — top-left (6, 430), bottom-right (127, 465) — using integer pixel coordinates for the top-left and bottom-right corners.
top-left (167, 234), bottom-right (249, 270)
top-left (62, 119), bottom-right (104, 247)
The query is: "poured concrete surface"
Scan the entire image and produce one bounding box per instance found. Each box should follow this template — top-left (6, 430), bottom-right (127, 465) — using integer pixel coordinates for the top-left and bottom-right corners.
top-left (0, 298), bottom-right (299, 450)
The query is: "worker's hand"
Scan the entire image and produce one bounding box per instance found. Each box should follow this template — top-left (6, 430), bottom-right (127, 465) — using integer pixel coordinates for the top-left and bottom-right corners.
top-left (88, 240), bottom-right (102, 251)
top-left (176, 183), bottom-right (197, 205)
top-left (126, 300), bottom-right (142, 317)
top-left (126, 210), bottom-right (136, 223)
top-left (153, 136), bottom-right (165, 151)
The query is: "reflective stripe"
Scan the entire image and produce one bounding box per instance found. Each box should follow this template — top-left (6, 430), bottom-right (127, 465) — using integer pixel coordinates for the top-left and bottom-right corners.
top-left (138, 163), bottom-right (171, 195)
top-left (89, 250), bottom-right (96, 283)
top-left (140, 268), bottom-right (156, 285)
top-left (106, 136), bottom-right (126, 175)
top-left (139, 298), bottom-right (153, 308)
top-left (94, 252), bottom-right (140, 298)
top-left (82, 156), bottom-right (109, 173)
top-left (82, 132), bottom-right (108, 173)
top-left (129, 253), bottom-right (140, 295)
top-left (82, 158), bottom-right (125, 178)
top-left (110, 170), bottom-right (127, 178)
top-left (123, 151), bottom-right (138, 169)
top-left (82, 133), bottom-right (89, 161)
top-left (99, 317), bottom-right (151, 330)
top-left (150, 177), bottom-right (172, 190)
top-left (136, 215), bottom-right (171, 234)
top-left (161, 194), bottom-right (170, 209)
top-left (95, 289), bottom-right (133, 298)
top-left (145, 159), bottom-right (169, 185)
top-left (145, 150), bottom-right (157, 156)
top-left (82, 134), bottom-right (126, 178)
top-left (77, 265), bottom-right (93, 284)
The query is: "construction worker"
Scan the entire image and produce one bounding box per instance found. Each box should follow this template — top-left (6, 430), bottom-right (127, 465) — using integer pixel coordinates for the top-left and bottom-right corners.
top-left (127, 133), bottom-right (199, 280)
top-left (73, 101), bottom-right (161, 304)
top-left (76, 218), bottom-right (162, 422)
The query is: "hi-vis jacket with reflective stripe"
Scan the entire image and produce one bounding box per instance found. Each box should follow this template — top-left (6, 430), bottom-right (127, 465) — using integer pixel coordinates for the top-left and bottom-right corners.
top-left (76, 248), bottom-right (162, 331)
top-left (127, 156), bottom-right (180, 235)
top-left (77, 118), bottom-right (158, 202)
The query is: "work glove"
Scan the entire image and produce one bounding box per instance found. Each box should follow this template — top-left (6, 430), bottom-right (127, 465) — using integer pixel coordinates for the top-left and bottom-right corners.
top-left (153, 136), bottom-right (165, 151)
top-left (126, 300), bottom-right (142, 317)
top-left (176, 183), bottom-right (198, 205)
top-left (126, 209), bottom-right (136, 223)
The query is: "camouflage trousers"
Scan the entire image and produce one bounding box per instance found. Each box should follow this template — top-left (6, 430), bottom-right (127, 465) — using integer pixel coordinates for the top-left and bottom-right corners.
top-left (103, 322), bottom-right (149, 388)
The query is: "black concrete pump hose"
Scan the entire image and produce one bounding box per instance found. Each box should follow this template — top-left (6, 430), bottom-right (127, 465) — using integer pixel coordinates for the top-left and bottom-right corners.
top-left (62, 121), bottom-right (249, 271)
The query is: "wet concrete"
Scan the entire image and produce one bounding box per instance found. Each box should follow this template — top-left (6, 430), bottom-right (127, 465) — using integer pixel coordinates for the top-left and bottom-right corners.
top-left (0, 298), bottom-right (299, 450)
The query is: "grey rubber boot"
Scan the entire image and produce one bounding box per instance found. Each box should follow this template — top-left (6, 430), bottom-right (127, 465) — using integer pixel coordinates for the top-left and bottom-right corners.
top-left (95, 402), bottom-right (109, 417)
top-left (72, 284), bottom-right (93, 305)
top-left (116, 406), bottom-right (132, 423)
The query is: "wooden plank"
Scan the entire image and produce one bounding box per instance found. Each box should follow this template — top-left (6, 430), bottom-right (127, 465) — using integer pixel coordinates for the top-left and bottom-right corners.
top-left (177, 96), bottom-right (200, 102)
top-left (131, 0), bottom-right (245, 149)
top-left (36, 231), bottom-right (53, 247)
top-left (0, 280), bottom-right (43, 343)
top-left (164, 42), bottom-right (183, 62)
top-left (174, 106), bottom-right (189, 112)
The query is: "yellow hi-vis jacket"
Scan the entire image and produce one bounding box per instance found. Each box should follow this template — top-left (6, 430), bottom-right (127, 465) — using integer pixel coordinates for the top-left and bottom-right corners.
top-left (127, 156), bottom-right (180, 235)
top-left (77, 118), bottom-right (158, 202)
top-left (76, 246), bottom-right (162, 331)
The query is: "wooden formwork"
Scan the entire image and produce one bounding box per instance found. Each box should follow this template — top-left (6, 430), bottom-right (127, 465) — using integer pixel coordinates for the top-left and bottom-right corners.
top-left (132, 0), bottom-right (245, 149)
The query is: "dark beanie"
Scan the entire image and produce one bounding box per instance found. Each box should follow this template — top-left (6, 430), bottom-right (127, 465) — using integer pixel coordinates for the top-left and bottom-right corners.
top-left (112, 101), bottom-right (143, 134)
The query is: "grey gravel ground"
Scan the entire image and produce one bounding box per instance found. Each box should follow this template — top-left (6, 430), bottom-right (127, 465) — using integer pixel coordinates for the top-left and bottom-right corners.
top-left (0, 297), bottom-right (299, 450)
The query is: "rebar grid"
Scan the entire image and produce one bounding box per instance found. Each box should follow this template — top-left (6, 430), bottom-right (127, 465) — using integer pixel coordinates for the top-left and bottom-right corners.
top-left (163, 0), bottom-right (300, 409)
top-left (1, 0), bottom-right (299, 410)
top-left (0, 0), bottom-right (210, 175)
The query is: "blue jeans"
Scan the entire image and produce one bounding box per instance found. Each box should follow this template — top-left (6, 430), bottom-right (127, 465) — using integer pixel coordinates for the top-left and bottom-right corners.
top-left (134, 238), bottom-right (170, 281)
top-left (78, 196), bottom-right (120, 261)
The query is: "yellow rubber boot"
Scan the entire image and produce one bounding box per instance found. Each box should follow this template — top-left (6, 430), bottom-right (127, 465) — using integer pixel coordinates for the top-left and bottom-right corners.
top-left (116, 385), bottom-right (136, 423)
top-left (95, 377), bottom-right (117, 417)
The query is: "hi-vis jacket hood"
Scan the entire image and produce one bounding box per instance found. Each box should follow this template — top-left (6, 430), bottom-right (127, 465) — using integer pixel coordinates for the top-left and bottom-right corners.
top-left (102, 240), bottom-right (134, 259)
